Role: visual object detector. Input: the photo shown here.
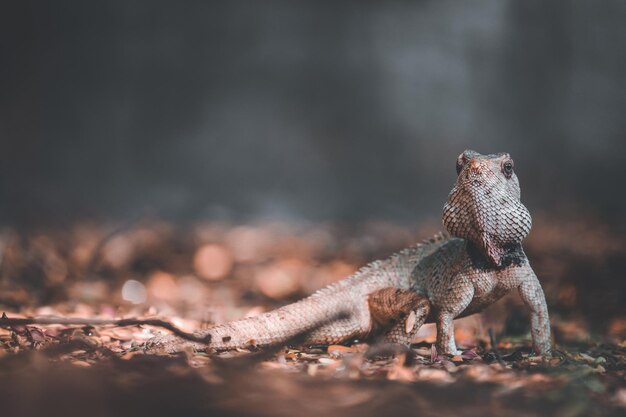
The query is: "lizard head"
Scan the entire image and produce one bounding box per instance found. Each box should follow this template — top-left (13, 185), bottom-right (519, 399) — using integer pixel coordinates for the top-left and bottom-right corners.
top-left (442, 150), bottom-right (532, 267)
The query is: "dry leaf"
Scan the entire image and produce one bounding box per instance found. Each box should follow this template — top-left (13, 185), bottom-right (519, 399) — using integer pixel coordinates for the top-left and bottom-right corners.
top-left (328, 345), bottom-right (356, 354)
top-left (461, 350), bottom-right (480, 361)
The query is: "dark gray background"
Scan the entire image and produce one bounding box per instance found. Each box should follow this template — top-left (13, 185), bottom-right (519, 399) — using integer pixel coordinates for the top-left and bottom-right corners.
top-left (2, 0), bottom-right (625, 228)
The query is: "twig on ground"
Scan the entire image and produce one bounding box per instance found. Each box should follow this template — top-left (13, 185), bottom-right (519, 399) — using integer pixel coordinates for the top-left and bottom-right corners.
top-left (0, 313), bottom-right (212, 344)
top-left (488, 328), bottom-right (506, 368)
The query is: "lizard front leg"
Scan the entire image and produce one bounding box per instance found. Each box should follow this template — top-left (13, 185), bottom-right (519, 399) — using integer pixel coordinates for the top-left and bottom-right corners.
top-left (435, 279), bottom-right (474, 356)
top-left (518, 266), bottom-right (552, 355)
top-left (436, 312), bottom-right (459, 355)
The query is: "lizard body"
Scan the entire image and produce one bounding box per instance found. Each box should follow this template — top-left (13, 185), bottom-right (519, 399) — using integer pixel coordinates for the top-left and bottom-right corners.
top-left (148, 151), bottom-right (551, 356)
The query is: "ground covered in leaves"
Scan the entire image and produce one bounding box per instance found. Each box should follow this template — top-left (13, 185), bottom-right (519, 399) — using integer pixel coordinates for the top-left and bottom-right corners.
top-left (0, 218), bottom-right (625, 417)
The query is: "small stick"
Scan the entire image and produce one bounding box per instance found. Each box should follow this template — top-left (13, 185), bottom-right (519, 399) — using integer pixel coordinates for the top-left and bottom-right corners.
top-left (0, 314), bottom-right (211, 344)
top-left (488, 328), bottom-right (506, 368)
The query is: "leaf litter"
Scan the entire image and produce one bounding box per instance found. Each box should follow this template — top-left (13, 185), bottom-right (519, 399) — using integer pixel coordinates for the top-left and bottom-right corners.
top-left (0, 219), bottom-right (625, 417)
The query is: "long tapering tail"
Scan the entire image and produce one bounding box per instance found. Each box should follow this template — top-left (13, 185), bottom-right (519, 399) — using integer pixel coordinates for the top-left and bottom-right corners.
top-left (203, 293), bottom-right (363, 350)
top-left (145, 241), bottom-right (436, 353)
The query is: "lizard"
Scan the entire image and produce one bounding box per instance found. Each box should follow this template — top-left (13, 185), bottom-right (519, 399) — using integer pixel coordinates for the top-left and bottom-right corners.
top-left (146, 150), bottom-right (552, 356)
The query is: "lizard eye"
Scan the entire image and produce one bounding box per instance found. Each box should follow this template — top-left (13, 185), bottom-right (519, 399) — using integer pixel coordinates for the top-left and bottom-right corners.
top-left (502, 160), bottom-right (514, 178)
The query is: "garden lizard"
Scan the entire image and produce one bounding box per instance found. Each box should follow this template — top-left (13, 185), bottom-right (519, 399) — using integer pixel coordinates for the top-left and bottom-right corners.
top-left (147, 150), bottom-right (552, 356)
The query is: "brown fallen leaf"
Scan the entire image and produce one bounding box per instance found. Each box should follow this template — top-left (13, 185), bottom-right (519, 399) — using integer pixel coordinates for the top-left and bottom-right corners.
top-left (451, 355), bottom-right (464, 363)
top-left (461, 350), bottom-right (480, 361)
top-left (28, 328), bottom-right (46, 343)
top-left (328, 344), bottom-right (357, 354)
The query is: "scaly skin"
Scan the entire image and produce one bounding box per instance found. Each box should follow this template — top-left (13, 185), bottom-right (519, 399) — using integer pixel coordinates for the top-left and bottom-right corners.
top-left (146, 150), bottom-right (552, 356)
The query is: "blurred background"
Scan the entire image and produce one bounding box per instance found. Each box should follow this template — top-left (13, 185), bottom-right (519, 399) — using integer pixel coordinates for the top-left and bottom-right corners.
top-left (0, 1), bottom-right (625, 331)
top-left (2, 0), bottom-right (626, 227)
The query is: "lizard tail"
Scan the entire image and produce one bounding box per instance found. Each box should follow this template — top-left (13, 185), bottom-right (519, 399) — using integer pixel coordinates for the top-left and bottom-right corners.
top-left (202, 294), bottom-right (363, 350)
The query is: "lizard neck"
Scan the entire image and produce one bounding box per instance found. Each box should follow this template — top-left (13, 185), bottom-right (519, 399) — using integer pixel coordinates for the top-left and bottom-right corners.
top-left (466, 240), bottom-right (527, 270)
